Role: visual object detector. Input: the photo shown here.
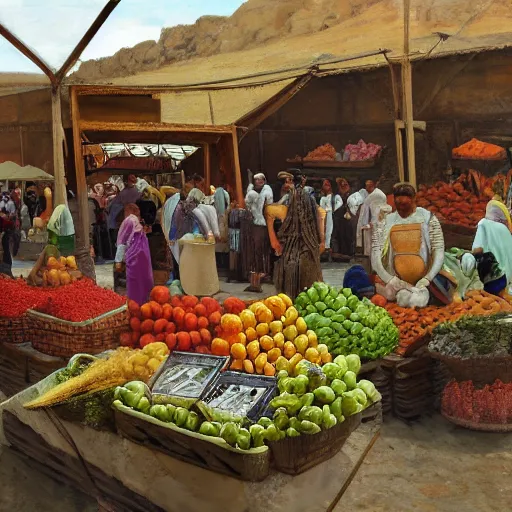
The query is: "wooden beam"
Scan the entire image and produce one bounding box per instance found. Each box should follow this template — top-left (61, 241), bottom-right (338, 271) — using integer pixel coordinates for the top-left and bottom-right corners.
top-left (70, 86), bottom-right (89, 252)
top-left (394, 120), bottom-right (405, 182)
top-left (231, 126), bottom-right (244, 207)
top-left (55, 0), bottom-right (121, 84)
top-left (401, 0), bottom-right (416, 187)
top-left (0, 24), bottom-right (56, 85)
top-left (79, 120), bottom-right (233, 134)
top-left (204, 143), bottom-right (211, 189)
top-left (51, 86), bottom-right (67, 206)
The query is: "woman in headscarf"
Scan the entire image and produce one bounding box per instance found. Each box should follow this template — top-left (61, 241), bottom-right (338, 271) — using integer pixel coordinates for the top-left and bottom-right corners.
top-left (356, 187), bottom-right (390, 255)
top-left (472, 199), bottom-right (512, 287)
top-left (333, 177), bottom-right (355, 258)
top-left (271, 176), bottom-right (324, 298)
top-left (244, 173), bottom-right (274, 280)
top-left (115, 203), bottom-right (154, 306)
top-left (319, 179), bottom-right (342, 253)
top-left (89, 183), bottom-right (108, 209)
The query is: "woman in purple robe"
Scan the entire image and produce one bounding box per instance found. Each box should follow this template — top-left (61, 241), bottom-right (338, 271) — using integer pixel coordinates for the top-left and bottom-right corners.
top-left (115, 204), bottom-right (153, 305)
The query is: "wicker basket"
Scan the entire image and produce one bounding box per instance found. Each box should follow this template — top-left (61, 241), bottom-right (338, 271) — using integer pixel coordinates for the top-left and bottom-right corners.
top-left (0, 314), bottom-right (29, 344)
top-left (26, 305), bottom-right (129, 358)
top-left (114, 403), bottom-right (270, 482)
top-left (268, 412), bottom-right (362, 475)
top-left (429, 351), bottom-right (512, 386)
top-left (442, 411), bottom-right (512, 432)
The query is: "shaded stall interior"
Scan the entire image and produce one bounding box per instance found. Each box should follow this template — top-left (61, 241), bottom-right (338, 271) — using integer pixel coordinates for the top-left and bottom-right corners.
top-left (238, 47), bottom-right (512, 193)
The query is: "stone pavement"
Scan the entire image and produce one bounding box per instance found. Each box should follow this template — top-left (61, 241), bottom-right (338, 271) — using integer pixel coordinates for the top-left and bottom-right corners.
top-left (11, 260), bottom-right (351, 298)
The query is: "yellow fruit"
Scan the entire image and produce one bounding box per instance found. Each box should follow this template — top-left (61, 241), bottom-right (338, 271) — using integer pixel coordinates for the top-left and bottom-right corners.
top-left (264, 296), bottom-right (287, 319)
top-left (240, 309), bottom-right (257, 330)
top-left (273, 332), bottom-right (285, 350)
top-left (296, 317), bottom-right (308, 335)
top-left (321, 352), bottom-right (333, 364)
top-left (305, 347), bottom-right (320, 363)
top-left (243, 359), bottom-right (255, 374)
top-left (275, 356), bottom-right (290, 372)
top-left (264, 362), bottom-right (276, 376)
top-left (246, 327), bottom-right (258, 342)
top-left (236, 332), bottom-right (247, 346)
top-left (59, 270), bottom-right (72, 286)
top-left (231, 343), bottom-right (247, 360)
top-left (65, 256), bottom-right (78, 270)
top-left (283, 325), bottom-right (298, 341)
top-left (230, 359), bottom-right (244, 371)
top-left (307, 330), bottom-right (318, 347)
top-left (317, 344), bottom-right (329, 355)
top-left (259, 335), bottom-right (274, 351)
top-left (256, 323), bottom-right (270, 337)
top-left (269, 320), bottom-right (283, 335)
top-left (249, 302), bottom-right (265, 314)
top-left (278, 293), bottom-right (293, 309)
top-left (293, 334), bottom-right (309, 355)
top-left (147, 358), bottom-right (161, 373)
top-left (267, 347), bottom-right (281, 363)
top-left (47, 256), bottom-right (59, 270)
top-left (255, 353), bottom-right (268, 374)
top-left (288, 353), bottom-right (303, 374)
top-left (255, 306), bottom-right (273, 324)
top-left (247, 340), bottom-right (260, 360)
top-left (283, 341), bottom-right (297, 359)
top-left (283, 306), bottom-right (299, 326)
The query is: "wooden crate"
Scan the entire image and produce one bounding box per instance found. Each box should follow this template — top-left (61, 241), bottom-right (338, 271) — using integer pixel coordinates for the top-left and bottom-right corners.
top-left (114, 404), bottom-right (271, 482)
top-left (0, 342), bottom-right (65, 398)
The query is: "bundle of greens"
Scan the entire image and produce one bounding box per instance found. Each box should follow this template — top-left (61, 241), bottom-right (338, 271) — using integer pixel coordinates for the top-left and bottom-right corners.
top-left (429, 314), bottom-right (512, 358)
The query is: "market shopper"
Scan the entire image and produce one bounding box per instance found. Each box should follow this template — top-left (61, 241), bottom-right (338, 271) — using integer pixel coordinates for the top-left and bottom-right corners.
top-left (472, 199), bottom-right (512, 286)
top-left (115, 203), bottom-right (153, 306)
top-left (371, 182), bottom-right (445, 308)
top-left (356, 187), bottom-right (390, 255)
top-left (0, 211), bottom-right (14, 277)
top-left (333, 177), bottom-right (355, 258)
top-left (267, 175), bottom-right (325, 298)
top-left (319, 179), bottom-right (342, 253)
top-left (244, 173), bottom-right (274, 280)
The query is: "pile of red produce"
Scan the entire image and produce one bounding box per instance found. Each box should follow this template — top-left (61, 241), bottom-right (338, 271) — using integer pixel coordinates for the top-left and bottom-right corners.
top-left (125, 285), bottom-right (229, 354)
top-left (442, 379), bottom-right (512, 424)
top-left (0, 276), bottom-right (124, 321)
top-left (343, 139), bottom-right (381, 161)
top-left (36, 279), bottom-right (126, 322)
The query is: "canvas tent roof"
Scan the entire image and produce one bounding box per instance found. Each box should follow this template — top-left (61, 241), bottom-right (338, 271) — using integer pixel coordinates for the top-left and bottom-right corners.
top-left (0, 161), bottom-right (54, 181)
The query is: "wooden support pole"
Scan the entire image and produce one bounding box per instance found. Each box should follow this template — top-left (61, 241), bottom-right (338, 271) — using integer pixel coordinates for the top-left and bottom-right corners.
top-left (231, 126), bottom-right (244, 207)
top-left (394, 120), bottom-right (405, 182)
top-left (204, 143), bottom-right (211, 189)
top-left (402, 0), bottom-right (416, 187)
top-left (70, 86), bottom-right (95, 280)
top-left (51, 86), bottom-right (67, 206)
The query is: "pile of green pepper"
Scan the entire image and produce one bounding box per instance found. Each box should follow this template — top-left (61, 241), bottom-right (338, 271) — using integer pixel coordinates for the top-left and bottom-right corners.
top-left (295, 282), bottom-right (399, 360)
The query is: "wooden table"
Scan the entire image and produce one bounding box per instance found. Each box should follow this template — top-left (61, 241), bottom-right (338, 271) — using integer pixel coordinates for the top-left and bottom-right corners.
top-left (0, 381), bottom-right (381, 512)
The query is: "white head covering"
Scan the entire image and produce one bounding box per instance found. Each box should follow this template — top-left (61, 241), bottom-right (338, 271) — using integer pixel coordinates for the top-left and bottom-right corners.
top-left (253, 173), bottom-right (266, 181)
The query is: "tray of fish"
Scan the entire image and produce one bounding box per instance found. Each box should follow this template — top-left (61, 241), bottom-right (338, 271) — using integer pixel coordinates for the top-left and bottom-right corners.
top-left (197, 372), bottom-right (277, 423)
top-left (149, 351), bottom-right (229, 408)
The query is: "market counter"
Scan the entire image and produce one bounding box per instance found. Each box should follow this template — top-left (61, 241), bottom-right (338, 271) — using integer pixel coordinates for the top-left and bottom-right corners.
top-left (0, 382), bottom-right (380, 512)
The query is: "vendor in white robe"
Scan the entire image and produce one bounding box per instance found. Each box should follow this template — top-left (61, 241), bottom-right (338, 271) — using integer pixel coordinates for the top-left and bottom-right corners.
top-left (319, 180), bottom-right (342, 251)
top-left (472, 199), bottom-right (512, 286)
top-left (371, 183), bottom-right (445, 308)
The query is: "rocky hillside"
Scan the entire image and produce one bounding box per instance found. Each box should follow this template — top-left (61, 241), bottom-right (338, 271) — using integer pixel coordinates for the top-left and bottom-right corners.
top-left (74, 0), bottom-right (509, 81)
top-left (74, 0), bottom-right (386, 80)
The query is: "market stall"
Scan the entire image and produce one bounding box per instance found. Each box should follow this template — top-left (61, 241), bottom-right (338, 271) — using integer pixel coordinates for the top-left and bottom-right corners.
top-left (0, 282), bottom-right (389, 511)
